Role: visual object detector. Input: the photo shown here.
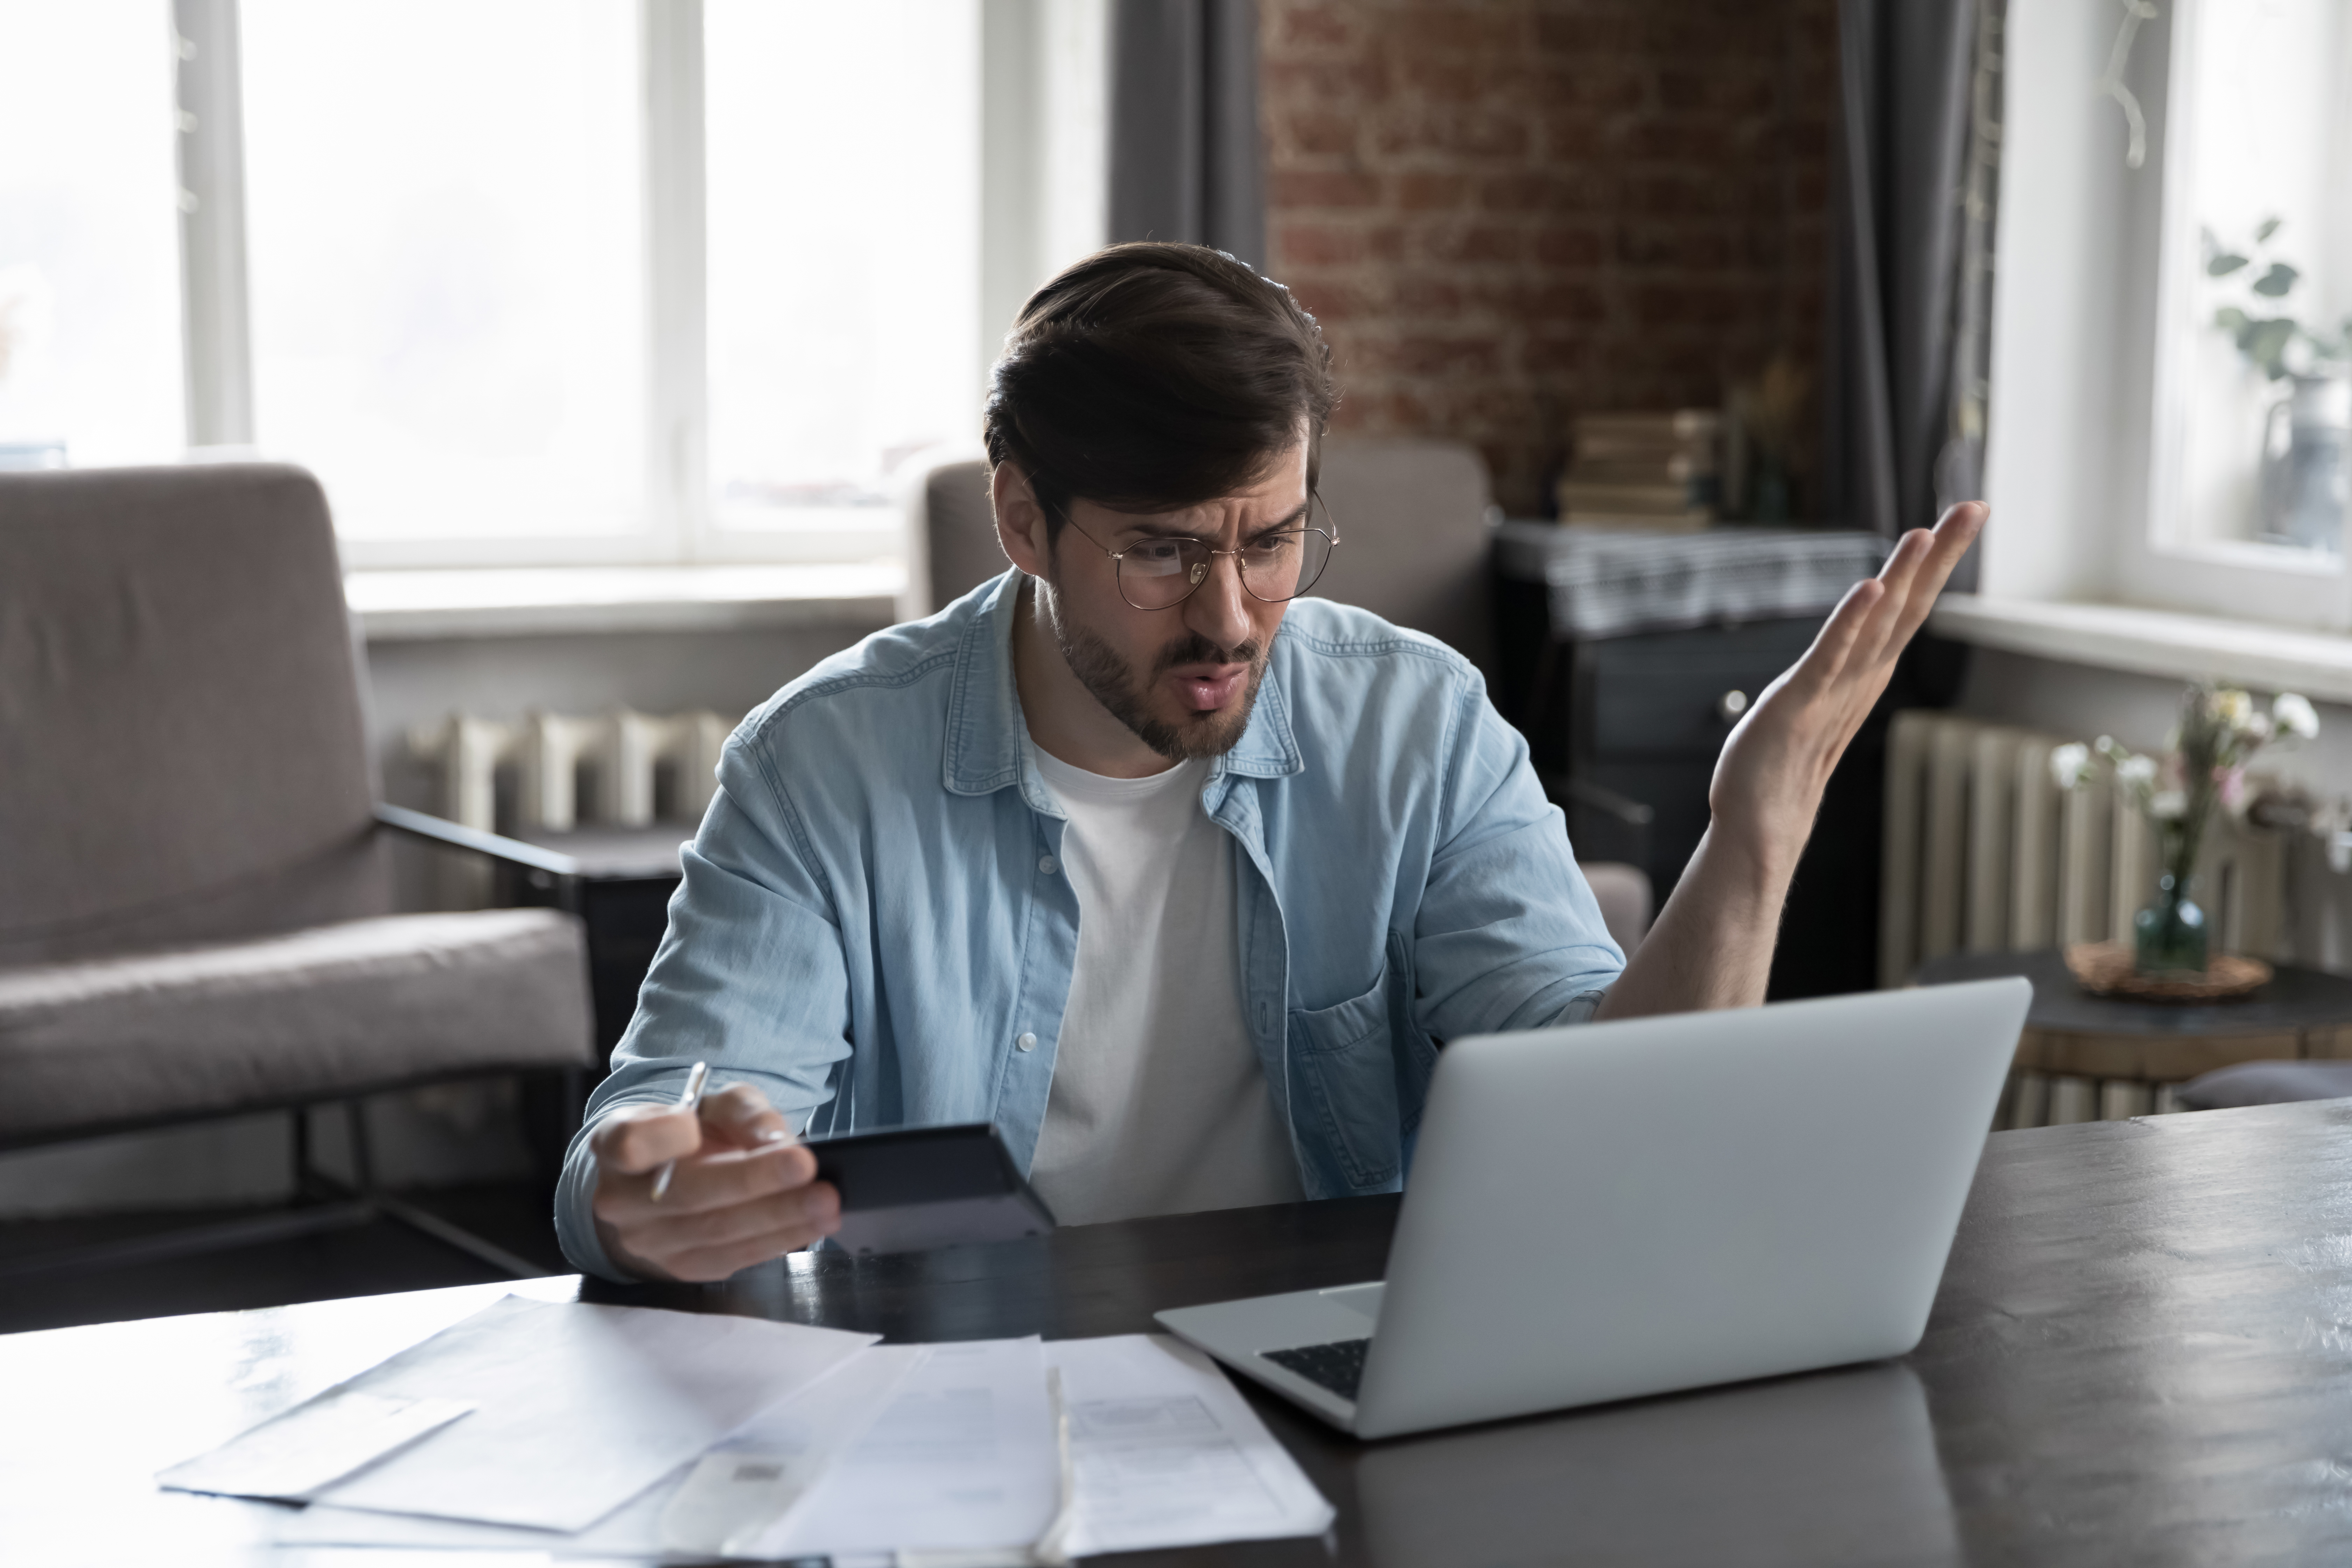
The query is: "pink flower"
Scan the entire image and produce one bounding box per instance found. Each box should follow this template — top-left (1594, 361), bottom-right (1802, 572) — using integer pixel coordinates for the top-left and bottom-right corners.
top-left (2217, 766), bottom-right (2247, 813)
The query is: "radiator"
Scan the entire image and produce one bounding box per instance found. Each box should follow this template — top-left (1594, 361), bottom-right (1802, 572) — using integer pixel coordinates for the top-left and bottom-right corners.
top-left (408, 709), bottom-right (737, 835)
top-left (1878, 710), bottom-right (2288, 1129)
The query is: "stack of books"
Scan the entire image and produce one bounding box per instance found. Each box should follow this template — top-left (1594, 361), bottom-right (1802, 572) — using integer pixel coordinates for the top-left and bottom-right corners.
top-left (1555, 410), bottom-right (1721, 529)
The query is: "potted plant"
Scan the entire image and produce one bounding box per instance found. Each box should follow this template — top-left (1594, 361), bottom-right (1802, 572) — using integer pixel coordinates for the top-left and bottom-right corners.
top-left (2051, 684), bottom-right (2319, 974)
top-left (2205, 219), bottom-right (2351, 553)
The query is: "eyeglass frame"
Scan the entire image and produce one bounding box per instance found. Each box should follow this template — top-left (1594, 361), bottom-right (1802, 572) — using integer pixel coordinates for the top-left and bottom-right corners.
top-left (1050, 491), bottom-right (1342, 611)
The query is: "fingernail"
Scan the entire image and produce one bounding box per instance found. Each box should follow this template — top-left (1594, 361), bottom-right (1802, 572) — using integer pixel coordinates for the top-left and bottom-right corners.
top-left (757, 1128), bottom-right (793, 1145)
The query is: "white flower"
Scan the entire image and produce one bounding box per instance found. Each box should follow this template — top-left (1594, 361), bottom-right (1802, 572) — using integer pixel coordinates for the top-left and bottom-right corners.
top-left (2050, 743), bottom-right (2093, 790)
top-left (2274, 692), bottom-right (2320, 741)
top-left (2116, 754), bottom-right (2159, 790)
top-left (2149, 789), bottom-right (2188, 820)
top-left (2210, 688), bottom-right (2254, 730)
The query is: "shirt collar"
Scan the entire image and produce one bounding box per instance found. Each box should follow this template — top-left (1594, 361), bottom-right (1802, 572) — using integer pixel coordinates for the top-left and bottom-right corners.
top-left (941, 569), bottom-right (1304, 804)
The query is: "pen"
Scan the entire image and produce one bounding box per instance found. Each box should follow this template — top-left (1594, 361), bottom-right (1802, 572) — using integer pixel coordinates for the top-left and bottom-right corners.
top-left (648, 1060), bottom-right (710, 1203)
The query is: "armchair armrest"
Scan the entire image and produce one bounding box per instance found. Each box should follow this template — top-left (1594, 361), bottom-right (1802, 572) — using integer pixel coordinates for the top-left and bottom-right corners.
top-left (373, 803), bottom-right (583, 878)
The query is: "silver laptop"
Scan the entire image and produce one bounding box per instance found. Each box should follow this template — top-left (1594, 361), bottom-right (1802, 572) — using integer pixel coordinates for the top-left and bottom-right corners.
top-left (1156, 978), bottom-right (2030, 1440)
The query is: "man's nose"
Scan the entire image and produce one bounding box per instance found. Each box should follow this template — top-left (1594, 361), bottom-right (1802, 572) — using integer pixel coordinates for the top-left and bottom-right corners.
top-left (1182, 549), bottom-right (1255, 654)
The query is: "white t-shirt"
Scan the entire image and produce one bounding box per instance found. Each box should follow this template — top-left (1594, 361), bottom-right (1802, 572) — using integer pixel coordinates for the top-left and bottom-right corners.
top-left (1025, 746), bottom-right (1306, 1226)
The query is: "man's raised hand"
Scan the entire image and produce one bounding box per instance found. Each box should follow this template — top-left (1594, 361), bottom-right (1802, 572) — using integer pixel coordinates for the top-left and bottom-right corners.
top-left (589, 1081), bottom-right (840, 1282)
top-left (1707, 502), bottom-right (1988, 887)
top-left (1595, 502), bottom-right (1985, 1022)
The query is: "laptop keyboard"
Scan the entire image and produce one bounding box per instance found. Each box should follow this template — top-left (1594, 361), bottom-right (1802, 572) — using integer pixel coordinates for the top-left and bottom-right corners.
top-left (1263, 1337), bottom-right (1371, 1400)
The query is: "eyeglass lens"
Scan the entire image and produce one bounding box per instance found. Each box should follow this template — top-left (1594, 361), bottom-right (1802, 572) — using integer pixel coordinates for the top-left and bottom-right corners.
top-left (1115, 503), bottom-right (1337, 610)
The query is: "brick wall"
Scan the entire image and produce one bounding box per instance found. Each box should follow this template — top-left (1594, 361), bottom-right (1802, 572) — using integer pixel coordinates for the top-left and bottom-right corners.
top-left (1262, 0), bottom-right (1837, 516)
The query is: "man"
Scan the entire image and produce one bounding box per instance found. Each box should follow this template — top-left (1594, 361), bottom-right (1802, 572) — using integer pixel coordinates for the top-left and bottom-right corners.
top-left (558, 244), bottom-right (1982, 1283)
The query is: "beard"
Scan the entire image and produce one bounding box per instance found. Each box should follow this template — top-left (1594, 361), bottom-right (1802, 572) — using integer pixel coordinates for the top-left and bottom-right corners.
top-left (1037, 581), bottom-right (1269, 761)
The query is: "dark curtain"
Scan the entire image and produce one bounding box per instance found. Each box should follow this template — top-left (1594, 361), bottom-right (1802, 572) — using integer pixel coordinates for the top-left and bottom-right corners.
top-left (1107, 0), bottom-right (1266, 270)
top-left (1826, 0), bottom-right (2005, 591)
top-left (1779, 0), bottom-right (2001, 1001)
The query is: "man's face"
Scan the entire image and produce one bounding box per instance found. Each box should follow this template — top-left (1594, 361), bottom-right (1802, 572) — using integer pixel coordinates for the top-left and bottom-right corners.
top-left (1037, 442), bottom-right (1309, 761)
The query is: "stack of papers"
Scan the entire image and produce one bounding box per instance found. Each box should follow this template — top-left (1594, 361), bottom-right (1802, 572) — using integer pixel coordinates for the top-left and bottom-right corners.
top-left (160, 1294), bottom-right (1332, 1563)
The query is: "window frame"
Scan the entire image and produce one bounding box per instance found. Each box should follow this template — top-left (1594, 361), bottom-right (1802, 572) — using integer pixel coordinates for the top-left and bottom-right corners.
top-left (168, 0), bottom-right (1092, 572)
top-left (1981, 0), bottom-right (2348, 635)
top-left (2140, 0), bottom-right (2350, 595)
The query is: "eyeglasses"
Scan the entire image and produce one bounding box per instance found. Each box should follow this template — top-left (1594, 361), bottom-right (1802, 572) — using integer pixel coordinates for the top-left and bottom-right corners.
top-left (1060, 493), bottom-right (1340, 612)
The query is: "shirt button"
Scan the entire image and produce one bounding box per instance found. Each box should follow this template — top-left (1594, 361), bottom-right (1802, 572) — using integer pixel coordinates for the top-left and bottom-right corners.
top-left (1037, 855), bottom-right (1058, 875)
top-left (1016, 1032), bottom-right (1038, 1053)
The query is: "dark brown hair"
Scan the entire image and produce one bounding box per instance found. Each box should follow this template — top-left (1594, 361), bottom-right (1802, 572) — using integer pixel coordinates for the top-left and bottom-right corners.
top-left (982, 243), bottom-right (1338, 539)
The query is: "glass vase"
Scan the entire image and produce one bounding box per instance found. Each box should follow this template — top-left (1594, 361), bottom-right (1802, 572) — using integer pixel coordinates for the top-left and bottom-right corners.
top-left (2133, 872), bottom-right (2208, 975)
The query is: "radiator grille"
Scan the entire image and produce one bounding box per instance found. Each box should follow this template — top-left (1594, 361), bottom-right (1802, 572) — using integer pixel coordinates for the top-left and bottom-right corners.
top-left (408, 709), bottom-right (737, 835)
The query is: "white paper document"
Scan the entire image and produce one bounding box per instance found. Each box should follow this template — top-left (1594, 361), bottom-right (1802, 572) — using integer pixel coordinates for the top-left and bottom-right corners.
top-left (157, 1390), bottom-right (477, 1501)
top-left (744, 1337), bottom-right (1060, 1561)
top-left (1044, 1334), bottom-right (1335, 1558)
top-left (274, 1345), bottom-right (925, 1556)
top-left (659, 1344), bottom-right (926, 1555)
top-left (271, 1473), bottom-right (673, 1555)
top-left (225, 1294), bottom-right (874, 1533)
top-left (255, 1323), bottom-right (1328, 1563)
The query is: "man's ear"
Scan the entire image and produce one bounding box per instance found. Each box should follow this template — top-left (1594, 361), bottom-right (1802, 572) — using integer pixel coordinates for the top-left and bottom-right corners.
top-left (991, 461), bottom-right (1050, 578)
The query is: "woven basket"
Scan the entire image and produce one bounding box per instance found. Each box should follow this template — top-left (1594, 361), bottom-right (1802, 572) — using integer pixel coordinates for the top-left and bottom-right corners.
top-left (2064, 941), bottom-right (2272, 1003)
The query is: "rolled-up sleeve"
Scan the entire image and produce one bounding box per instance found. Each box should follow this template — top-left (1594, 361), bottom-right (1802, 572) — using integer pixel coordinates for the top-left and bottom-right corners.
top-left (554, 736), bottom-right (854, 1280)
top-left (1409, 683), bottom-right (1625, 1043)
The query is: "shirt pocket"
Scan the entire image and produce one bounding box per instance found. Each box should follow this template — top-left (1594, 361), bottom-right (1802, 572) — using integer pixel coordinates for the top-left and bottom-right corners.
top-left (1289, 967), bottom-right (1405, 1190)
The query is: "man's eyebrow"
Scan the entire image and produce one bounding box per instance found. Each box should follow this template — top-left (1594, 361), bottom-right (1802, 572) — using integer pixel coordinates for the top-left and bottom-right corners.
top-left (1116, 499), bottom-right (1312, 545)
top-left (1120, 519), bottom-right (1213, 541)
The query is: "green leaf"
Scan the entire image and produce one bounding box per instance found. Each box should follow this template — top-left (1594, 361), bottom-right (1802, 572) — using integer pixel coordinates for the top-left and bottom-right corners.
top-left (2256, 216), bottom-right (2283, 241)
top-left (2240, 317), bottom-right (2297, 377)
top-left (2253, 261), bottom-right (2300, 298)
top-left (2215, 306), bottom-right (2249, 330)
top-left (2207, 252), bottom-right (2250, 277)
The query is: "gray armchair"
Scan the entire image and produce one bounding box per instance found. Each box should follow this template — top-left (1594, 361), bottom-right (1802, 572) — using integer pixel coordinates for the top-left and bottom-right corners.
top-left (908, 441), bottom-right (1654, 954)
top-left (0, 464), bottom-right (596, 1279)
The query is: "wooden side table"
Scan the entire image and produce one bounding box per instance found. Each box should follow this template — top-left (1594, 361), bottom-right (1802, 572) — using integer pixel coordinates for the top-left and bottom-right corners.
top-left (501, 826), bottom-right (687, 1059)
top-left (1914, 948), bottom-right (2352, 1126)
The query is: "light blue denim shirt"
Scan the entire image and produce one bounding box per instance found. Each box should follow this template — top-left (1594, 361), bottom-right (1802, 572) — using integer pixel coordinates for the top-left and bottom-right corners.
top-left (556, 569), bottom-right (1624, 1279)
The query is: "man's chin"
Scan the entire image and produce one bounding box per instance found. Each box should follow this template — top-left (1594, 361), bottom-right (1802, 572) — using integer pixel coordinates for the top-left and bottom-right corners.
top-left (1148, 701), bottom-right (1254, 761)
top-left (1127, 666), bottom-right (1266, 760)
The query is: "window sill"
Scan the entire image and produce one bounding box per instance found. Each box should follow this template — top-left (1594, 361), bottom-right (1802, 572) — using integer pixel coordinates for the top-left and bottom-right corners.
top-left (2151, 537), bottom-right (2344, 579)
top-left (346, 562), bottom-right (907, 642)
top-left (1930, 595), bottom-right (2352, 704)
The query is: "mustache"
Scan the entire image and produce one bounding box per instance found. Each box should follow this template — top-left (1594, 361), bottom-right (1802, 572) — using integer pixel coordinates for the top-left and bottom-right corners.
top-left (1151, 632), bottom-right (1264, 677)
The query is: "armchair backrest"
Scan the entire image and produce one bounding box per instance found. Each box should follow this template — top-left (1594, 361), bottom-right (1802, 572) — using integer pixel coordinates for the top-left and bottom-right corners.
top-left (1308, 438), bottom-right (1496, 674)
top-left (0, 464), bottom-right (390, 964)
top-left (915, 458), bottom-right (1003, 619)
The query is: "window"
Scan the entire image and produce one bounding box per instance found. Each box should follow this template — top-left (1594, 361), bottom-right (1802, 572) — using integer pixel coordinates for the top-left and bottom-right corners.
top-left (0, 5), bottom-right (183, 469)
top-left (705, 1), bottom-right (980, 537)
top-left (240, 0), bottom-right (649, 545)
top-left (2149, 0), bottom-right (2352, 566)
top-left (243, 0), bottom-right (982, 565)
top-left (0, 0), bottom-right (1104, 568)
top-left (1983, 0), bottom-right (2347, 633)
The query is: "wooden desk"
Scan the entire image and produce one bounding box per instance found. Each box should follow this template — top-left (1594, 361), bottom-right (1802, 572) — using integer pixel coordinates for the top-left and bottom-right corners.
top-left (14, 1101), bottom-right (2352, 1562)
